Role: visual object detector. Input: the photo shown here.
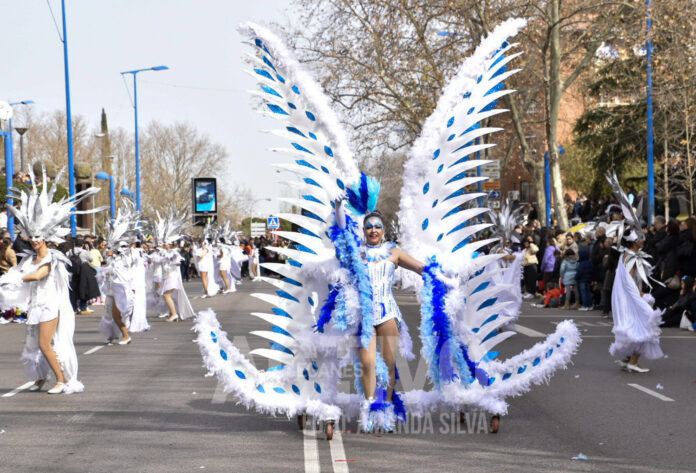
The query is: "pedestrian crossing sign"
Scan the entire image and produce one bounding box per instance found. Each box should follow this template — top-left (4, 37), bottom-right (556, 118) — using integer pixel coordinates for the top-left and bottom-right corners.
top-left (267, 216), bottom-right (280, 229)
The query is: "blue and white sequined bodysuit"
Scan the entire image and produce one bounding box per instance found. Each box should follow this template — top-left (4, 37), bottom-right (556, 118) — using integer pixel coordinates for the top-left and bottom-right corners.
top-left (364, 242), bottom-right (402, 327)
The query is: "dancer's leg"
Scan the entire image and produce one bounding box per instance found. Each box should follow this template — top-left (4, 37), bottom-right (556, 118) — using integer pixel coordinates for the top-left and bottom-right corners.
top-left (357, 336), bottom-right (377, 399)
top-left (376, 319), bottom-right (399, 401)
top-left (111, 303), bottom-right (130, 341)
top-left (38, 318), bottom-right (65, 384)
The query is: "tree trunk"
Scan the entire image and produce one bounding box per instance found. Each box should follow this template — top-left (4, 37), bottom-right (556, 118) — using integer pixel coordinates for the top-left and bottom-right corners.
top-left (546, 0), bottom-right (569, 230)
top-left (532, 163), bottom-right (546, 225)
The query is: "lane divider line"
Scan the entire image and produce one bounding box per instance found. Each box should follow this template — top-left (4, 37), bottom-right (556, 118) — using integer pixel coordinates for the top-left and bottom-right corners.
top-left (2, 381), bottom-right (35, 398)
top-left (627, 383), bottom-right (675, 402)
top-left (514, 324), bottom-right (546, 337)
top-left (329, 430), bottom-right (350, 473)
top-left (84, 345), bottom-right (105, 355)
top-left (303, 426), bottom-right (321, 473)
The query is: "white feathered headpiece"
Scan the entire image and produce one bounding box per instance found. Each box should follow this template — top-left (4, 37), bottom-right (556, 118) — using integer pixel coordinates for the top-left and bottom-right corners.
top-left (105, 199), bottom-right (142, 250)
top-left (153, 208), bottom-right (188, 245)
top-left (6, 164), bottom-right (107, 243)
top-left (489, 198), bottom-right (522, 244)
top-left (605, 170), bottom-right (644, 243)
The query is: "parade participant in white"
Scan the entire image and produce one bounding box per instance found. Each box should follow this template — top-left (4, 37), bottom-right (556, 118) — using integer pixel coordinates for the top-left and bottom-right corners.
top-left (0, 164), bottom-right (105, 393)
top-left (98, 205), bottom-right (142, 345)
top-left (606, 171), bottom-right (663, 373)
top-left (195, 223), bottom-right (220, 297)
top-left (193, 20), bottom-right (580, 437)
top-left (153, 209), bottom-right (196, 322)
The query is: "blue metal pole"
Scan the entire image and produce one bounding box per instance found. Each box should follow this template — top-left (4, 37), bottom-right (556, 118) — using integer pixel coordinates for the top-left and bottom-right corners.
top-left (544, 151), bottom-right (551, 226)
top-left (646, 0), bottom-right (655, 225)
top-left (61, 0), bottom-right (77, 236)
top-left (109, 177), bottom-right (115, 218)
top-left (133, 73), bottom-right (141, 212)
top-left (2, 129), bottom-right (13, 239)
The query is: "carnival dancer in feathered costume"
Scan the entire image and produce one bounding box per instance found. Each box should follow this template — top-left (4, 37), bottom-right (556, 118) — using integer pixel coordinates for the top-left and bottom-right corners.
top-left (605, 171), bottom-right (663, 373)
top-left (193, 19), bottom-right (581, 437)
top-left (194, 222), bottom-right (221, 297)
top-left (152, 209), bottom-right (195, 322)
top-left (0, 164), bottom-right (105, 393)
top-left (213, 221), bottom-right (239, 293)
top-left (98, 202), bottom-right (144, 345)
top-left (485, 200), bottom-right (525, 327)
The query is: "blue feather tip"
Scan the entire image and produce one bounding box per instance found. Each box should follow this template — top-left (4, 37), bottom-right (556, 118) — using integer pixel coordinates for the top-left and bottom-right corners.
top-left (345, 173), bottom-right (381, 216)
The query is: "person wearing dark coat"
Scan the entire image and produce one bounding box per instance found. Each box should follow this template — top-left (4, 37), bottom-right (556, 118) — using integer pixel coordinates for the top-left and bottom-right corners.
top-left (661, 276), bottom-right (696, 327)
top-left (677, 218), bottom-right (696, 278)
top-left (575, 249), bottom-right (594, 310)
top-left (655, 220), bottom-right (680, 281)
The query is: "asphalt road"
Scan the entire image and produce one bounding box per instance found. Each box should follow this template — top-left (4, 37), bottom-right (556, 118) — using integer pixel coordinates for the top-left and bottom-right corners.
top-left (1, 279), bottom-right (695, 473)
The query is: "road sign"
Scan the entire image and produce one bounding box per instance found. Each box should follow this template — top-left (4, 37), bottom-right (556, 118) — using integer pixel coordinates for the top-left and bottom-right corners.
top-left (483, 170), bottom-right (500, 180)
top-left (489, 200), bottom-right (501, 209)
top-left (482, 181), bottom-right (501, 190)
top-left (488, 190), bottom-right (501, 199)
top-left (267, 216), bottom-right (280, 229)
top-left (251, 222), bottom-right (266, 237)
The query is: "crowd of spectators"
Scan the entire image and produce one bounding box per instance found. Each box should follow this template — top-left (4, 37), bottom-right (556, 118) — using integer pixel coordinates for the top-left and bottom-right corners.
top-left (492, 202), bottom-right (696, 331)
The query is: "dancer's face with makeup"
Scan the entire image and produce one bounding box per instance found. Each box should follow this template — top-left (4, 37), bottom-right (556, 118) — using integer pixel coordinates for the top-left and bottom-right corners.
top-left (363, 217), bottom-right (384, 246)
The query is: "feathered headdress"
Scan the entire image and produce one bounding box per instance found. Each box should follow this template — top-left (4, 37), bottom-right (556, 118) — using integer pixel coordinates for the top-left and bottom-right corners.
top-left (489, 198), bottom-right (522, 244)
top-left (202, 220), bottom-right (219, 242)
top-left (605, 170), bottom-right (644, 243)
top-left (345, 173), bottom-right (381, 217)
top-left (153, 208), bottom-right (188, 245)
top-left (6, 163), bottom-right (107, 243)
top-left (105, 199), bottom-right (142, 250)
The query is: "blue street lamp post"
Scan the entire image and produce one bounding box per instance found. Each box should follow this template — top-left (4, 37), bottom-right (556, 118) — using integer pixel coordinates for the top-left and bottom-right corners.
top-left (95, 172), bottom-right (115, 219)
top-left (2, 127), bottom-right (11, 238)
top-left (59, 0), bottom-right (77, 236)
top-left (120, 65), bottom-right (169, 213)
top-left (120, 188), bottom-right (135, 199)
top-left (3, 101), bottom-right (34, 240)
top-left (646, 0), bottom-right (655, 225)
top-left (544, 146), bottom-right (565, 227)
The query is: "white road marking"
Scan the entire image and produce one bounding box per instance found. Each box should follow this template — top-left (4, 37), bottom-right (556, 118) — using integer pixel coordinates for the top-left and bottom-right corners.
top-left (329, 430), bottom-right (350, 473)
top-left (2, 381), bottom-right (35, 398)
top-left (514, 324), bottom-right (546, 337)
top-left (627, 383), bottom-right (675, 402)
top-left (84, 345), bottom-right (105, 355)
top-left (303, 426), bottom-right (320, 473)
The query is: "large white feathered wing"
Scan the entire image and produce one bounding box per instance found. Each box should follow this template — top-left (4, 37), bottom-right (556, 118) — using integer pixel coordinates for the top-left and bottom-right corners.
top-left (194, 23), bottom-right (364, 421)
top-left (397, 19), bottom-right (581, 415)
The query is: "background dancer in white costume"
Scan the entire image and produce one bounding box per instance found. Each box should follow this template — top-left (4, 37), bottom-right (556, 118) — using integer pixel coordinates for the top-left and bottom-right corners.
top-left (98, 206), bottom-right (142, 345)
top-left (606, 171), bottom-right (664, 373)
top-left (195, 223), bottom-right (220, 297)
top-left (153, 209), bottom-right (196, 322)
top-left (0, 164), bottom-right (104, 394)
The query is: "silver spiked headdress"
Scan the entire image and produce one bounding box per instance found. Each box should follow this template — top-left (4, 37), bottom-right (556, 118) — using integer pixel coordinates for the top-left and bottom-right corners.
top-left (605, 170), bottom-right (644, 243)
top-left (153, 208), bottom-right (188, 245)
top-left (6, 164), bottom-right (107, 243)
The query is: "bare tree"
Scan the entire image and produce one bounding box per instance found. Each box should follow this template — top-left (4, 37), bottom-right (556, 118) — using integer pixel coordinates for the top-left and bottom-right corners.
top-left (139, 121), bottom-right (229, 217)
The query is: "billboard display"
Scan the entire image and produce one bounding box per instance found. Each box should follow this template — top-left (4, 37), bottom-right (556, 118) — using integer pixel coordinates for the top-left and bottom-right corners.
top-left (192, 178), bottom-right (217, 213)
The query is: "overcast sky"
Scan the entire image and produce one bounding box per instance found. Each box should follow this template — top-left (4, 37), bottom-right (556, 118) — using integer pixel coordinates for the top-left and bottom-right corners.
top-left (2, 0), bottom-right (295, 217)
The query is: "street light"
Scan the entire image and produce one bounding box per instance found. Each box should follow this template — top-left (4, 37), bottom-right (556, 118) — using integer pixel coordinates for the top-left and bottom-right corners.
top-left (120, 188), bottom-right (135, 199)
top-left (95, 171), bottom-right (115, 219)
top-left (14, 127), bottom-right (28, 173)
top-left (646, 0), bottom-right (655, 225)
top-left (120, 65), bottom-right (169, 213)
